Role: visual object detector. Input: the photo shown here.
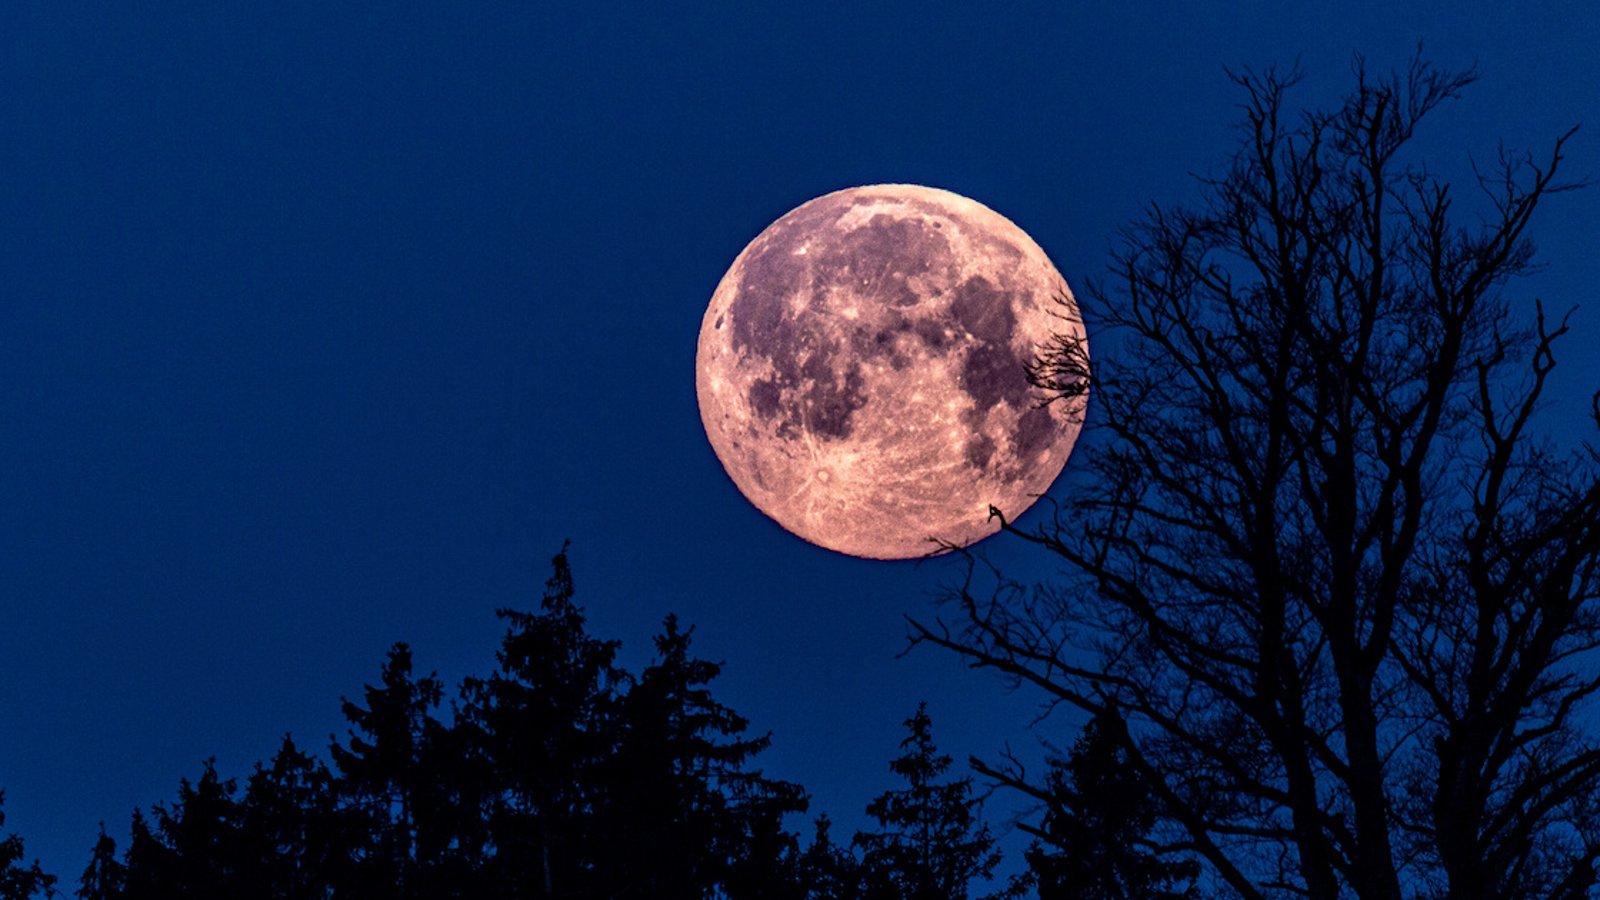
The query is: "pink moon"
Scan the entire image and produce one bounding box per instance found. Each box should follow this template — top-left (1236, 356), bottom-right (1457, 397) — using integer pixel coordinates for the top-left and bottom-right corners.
top-left (695, 184), bottom-right (1087, 559)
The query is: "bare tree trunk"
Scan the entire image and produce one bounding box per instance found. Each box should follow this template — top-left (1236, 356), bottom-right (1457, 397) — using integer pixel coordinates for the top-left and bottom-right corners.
top-left (912, 57), bottom-right (1598, 899)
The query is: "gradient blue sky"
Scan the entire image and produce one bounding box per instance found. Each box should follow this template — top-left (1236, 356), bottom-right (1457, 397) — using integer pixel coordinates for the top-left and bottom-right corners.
top-left (2, 2), bottom-right (1597, 883)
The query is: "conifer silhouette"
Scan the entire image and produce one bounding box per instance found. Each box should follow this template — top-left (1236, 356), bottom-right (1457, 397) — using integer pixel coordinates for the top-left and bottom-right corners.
top-left (853, 704), bottom-right (1019, 900)
top-left (0, 795), bottom-right (54, 900)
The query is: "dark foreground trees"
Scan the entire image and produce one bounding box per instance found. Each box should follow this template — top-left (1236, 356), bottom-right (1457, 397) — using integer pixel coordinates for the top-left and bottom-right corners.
top-left (0, 795), bottom-right (54, 900)
top-left (852, 704), bottom-right (1018, 900)
top-left (73, 544), bottom-right (811, 900)
top-left (981, 710), bottom-right (1198, 899)
top-left (914, 58), bottom-right (1600, 899)
top-left (63, 547), bottom-right (1030, 899)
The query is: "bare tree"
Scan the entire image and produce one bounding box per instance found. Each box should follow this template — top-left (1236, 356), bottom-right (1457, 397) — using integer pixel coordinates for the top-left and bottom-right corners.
top-left (912, 57), bottom-right (1600, 900)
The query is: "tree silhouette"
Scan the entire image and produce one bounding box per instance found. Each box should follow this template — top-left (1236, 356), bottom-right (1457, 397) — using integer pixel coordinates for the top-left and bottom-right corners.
top-left (979, 709), bottom-right (1196, 898)
top-left (6, 530), bottom-right (1189, 898)
top-left (330, 643), bottom-right (449, 897)
top-left (913, 57), bottom-right (1599, 899)
top-left (791, 815), bottom-right (864, 900)
top-left (455, 540), bottom-right (628, 897)
top-left (117, 810), bottom-right (175, 899)
top-left (853, 704), bottom-right (1017, 900)
top-left (115, 762), bottom-right (252, 898)
top-left (73, 544), bottom-right (812, 890)
top-left (239, 736), bottom-right (341, 899)
top-left (76, 824), bottom-right (124, 900)
top-left (0, 794), bottom-right (54, 900)
top-left (601, 613), bottom-right (807, 898)
top-left (71, 542), bottom-right (812, 899)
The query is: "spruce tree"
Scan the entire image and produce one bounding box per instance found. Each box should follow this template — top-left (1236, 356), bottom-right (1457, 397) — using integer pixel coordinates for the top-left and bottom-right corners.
top-left (1023, 711), bottom-right (1197, 899)
top-left (601, 614), bottom-right (807, 898)
top-left (456, 541), bottom-right (625, 897)
top-left (76, 824), bottom-right (124, 900)
top-left (0, 794), bottom-right (54, 900)
top-left (239, 736), bottom-right (340, 899)
top-left (329, 643), bottom-right (447, 898)
top-left (791, 815), bottom-right (862, 900)
top-left (853, 704), bottom-right (1011, 900)
top-left (116, 762), bottom-right (255, 898)
top-left (118, 809), bottom-right (175, 900)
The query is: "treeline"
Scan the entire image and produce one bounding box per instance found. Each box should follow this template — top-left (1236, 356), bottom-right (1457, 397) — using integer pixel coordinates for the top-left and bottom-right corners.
top-left (0, 545), bottom-right (1190, 899)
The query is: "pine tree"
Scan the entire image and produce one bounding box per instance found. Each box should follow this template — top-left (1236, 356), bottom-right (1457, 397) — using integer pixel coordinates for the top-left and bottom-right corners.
top-left (1020, 711), bottom-right (1197, 899)
top-left (75, 824), bottom-right (124, 900)
top-left (239, 736), bottom-right (340, 899)
top-left (791, 815), bottom-right (862, 900)
top-left (853, 704), bottom-right (1011, 900)
top-left (456, 541), bottom-right (625, 897)
top-left (110, 763), bottom-right (256, 899)
top-left (119, 809), bottom-right (175, 900)
top-left (156, 761), bottom-right (255, 897)
top-left (0, 794), bottom-right (55, 900)
top-left (600, 614), bottom-right (807, 898)
top-left (329, 643), bottom-right (447, 898)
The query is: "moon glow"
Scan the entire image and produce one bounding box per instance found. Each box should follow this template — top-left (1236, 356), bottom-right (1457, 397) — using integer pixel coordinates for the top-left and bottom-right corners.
top-left (696, 184), bottom-right (1087, 559)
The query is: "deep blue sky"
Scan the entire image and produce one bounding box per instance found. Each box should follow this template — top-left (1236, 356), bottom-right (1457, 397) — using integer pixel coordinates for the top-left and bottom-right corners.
top-left (2, 2), bottom-right (1597, 883)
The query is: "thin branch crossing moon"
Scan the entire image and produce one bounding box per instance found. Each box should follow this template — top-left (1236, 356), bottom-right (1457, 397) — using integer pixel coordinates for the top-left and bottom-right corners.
top-left (696, 184), bottom-right (1088, 559)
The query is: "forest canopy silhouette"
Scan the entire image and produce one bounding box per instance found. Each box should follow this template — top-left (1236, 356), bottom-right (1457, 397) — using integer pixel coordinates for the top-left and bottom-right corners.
top-left (4, 545), bottom-right (1036, 900)
top-left (3, 57), bottom-right (1596, 900)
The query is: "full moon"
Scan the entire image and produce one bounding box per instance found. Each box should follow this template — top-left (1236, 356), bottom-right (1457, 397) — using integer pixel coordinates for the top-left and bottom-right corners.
top-left (696, 184), bottom-right (1087, 559)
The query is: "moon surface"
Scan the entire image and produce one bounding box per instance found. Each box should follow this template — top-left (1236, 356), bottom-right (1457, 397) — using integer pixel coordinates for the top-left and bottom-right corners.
top-left (696, 184), bottom-right (1087, 559)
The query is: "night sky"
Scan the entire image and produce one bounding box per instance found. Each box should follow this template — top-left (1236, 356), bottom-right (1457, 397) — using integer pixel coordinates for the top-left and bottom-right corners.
top-left (3, 2), bottom-right (1598, 884)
